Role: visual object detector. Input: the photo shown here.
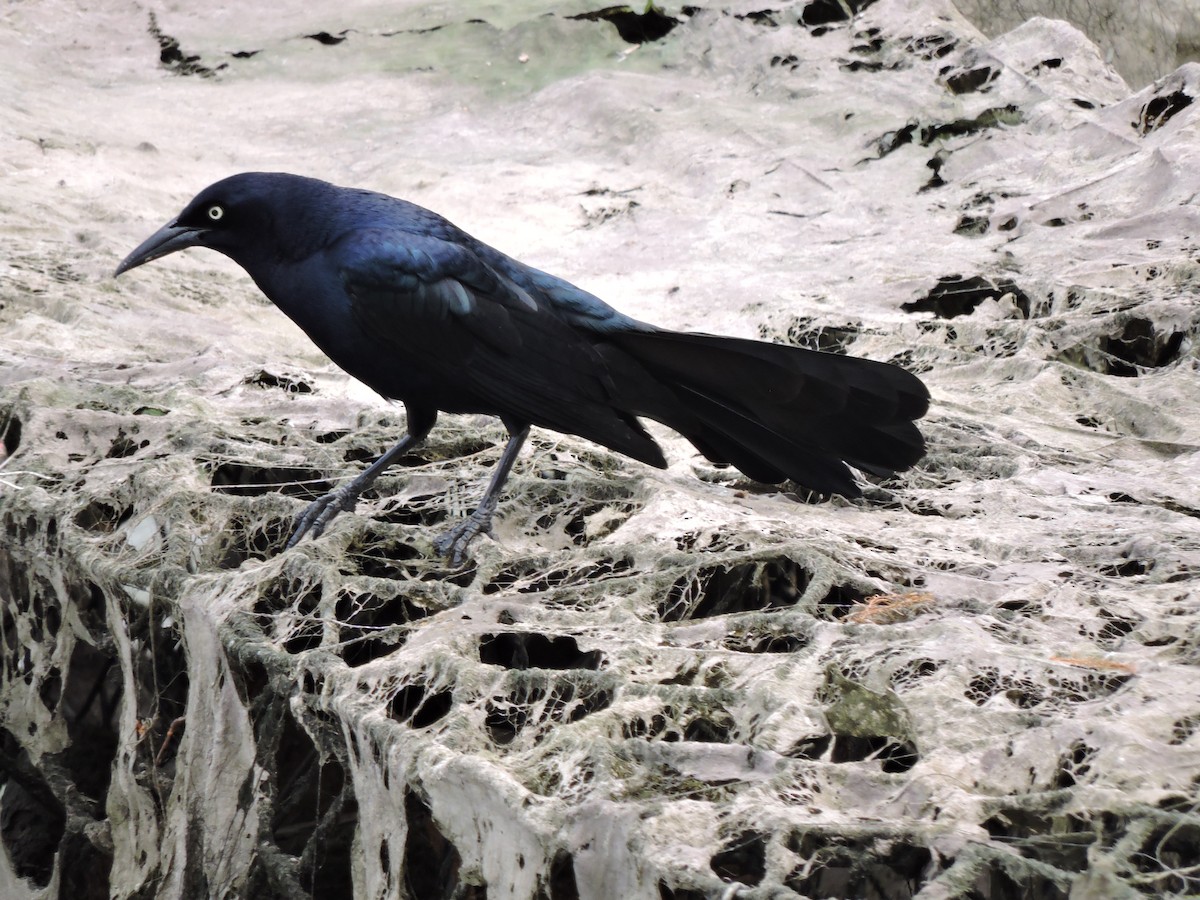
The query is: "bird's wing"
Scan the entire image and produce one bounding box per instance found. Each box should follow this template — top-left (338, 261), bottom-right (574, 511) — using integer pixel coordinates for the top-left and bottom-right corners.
top-left (334, 229), bottom-right (665, 464)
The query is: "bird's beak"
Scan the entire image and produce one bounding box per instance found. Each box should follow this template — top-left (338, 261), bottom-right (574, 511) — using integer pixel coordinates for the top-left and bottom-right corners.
top-left (114, 220), bottom-right (208, 277)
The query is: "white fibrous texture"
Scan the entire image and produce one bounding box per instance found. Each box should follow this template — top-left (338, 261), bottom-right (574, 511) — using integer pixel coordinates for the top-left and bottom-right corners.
top-left (0, 2), bottom-right (1198, 899)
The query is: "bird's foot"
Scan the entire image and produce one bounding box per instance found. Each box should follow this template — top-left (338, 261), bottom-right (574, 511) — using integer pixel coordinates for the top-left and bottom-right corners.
top-left (433, 498), bottom-right (498, 566)
top-left (286, 485), bottom-right (361, 549)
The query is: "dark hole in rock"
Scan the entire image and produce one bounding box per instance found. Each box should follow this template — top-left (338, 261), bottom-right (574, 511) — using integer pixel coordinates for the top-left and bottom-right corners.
top-left (44, 600), bottom-right (60, 640)
top-left (562, 500), bottom-right (639, 546)
top-left (314, 429), bottom-right (348, 444)
top-left (1099, 559), bottom-right (1148, 578)
top-left (984, 858), bottom-right (1072, 900)
top-left (1074, 97), bottom-right (1096, 108)
top-left (404, 790), bottom-right (463, 900)
top-left (479, 633), bottom-right (603, 670)
top-left (139, 611), bottom-right (190, 766)
top-left (659, 885), bottom-right (708, 900)
top-left (659, 557), bottom-right (812, 621)
top-left (873, 107), bottom-right (1021, 158)
top-left (1008, 684), bottom-right (1047, 709)
top-left (998, 598), bottom-right (1038, 616)
top-left (786, 830), bottom-right (934, 898)
top-left (1172, 714), bottom-right (1200, 744)
top-left (0, 727), bottom-right (66, 887)
top-left (1098, 317), bottom-right (1185, 375)
top-left (73, 500), bottom-right (132, 534)
top-left (105, 430), bottom-right (144, 459)
top-left (307, 30), bottom-right (349, 45)
top-left (623, 713), bottom-right (673, 740)
top-left (683, 714), bottom-right (733, 743)
top-left (919, 105), bottom-right (1022, 144)
top-left (372, 493), bottom-right (449, 528)
top-left (841, 58), bottom-right (890, 73)
top-left (561, 682), bottom-right (613, 725)
top-left (257, 576), bottom-right (321, 617)
top-left (710, 831), bottom-right (767, 886)
top-left (243, 368), bottom-right (313, 393)
top-left (908, 33), bottom-right (956, 59)
top-left (389, 683), bottom-right (453, 728)
top-left (830, 734), bottom-right (919, 772)
top-left (58, 639), bottom-right (121, 802)
top-left (335, 590), bottom-right (430, 667)
top-left (892, 658), bottom-right (940, 688)
top-left (902, 274), bottom-right (1032, 319)
top-left (38, 667), bottom-right (61, 711)
top-left (284, 620), bottom-right (324, 655)
top-left (736, 10), bottom-right (779, 27)
top-left (484, 556), bottom-right (632, 596)
top-left (485, 679), bottom-right (610, 744)
top-left (982, 806), bottom-right (1051, 841)
top-left (147, 11), bottom-right (225, 77)
top-left (850, 36), bottom-right (884, 54)
top-left (29, 590), bottom-right (44, 643)
top-left (921, 153), bottom-right (948, 192)
top-left (954, 214), bottom-right (989, 236)
top-left (1134, 820), bottom-right (1200, 894)
top-left (944, 65), bottom-right (998, 94)
top-left (270, 710), bottom-right (355, 896)
top-left (567, 7), bottom-right (680, 44)
top-left (787, 734), bottom-right (832, 759)
top-left (217, 516), bottom-right (290, 569)
top-left (723, 629), bottom-right (808, 653)
top-left (802, 0), bottom-right (878, 27)
top-left (485, 694), bottom-right (533, 745)
top-left (1, 411), bottom-right (21, 457)
top-left (982, 807), bottom-right (1091, 877)
top-left (232, 659), bottom-right (269, 709)
top-left (1054, 740), bottom-right (1094, 789)
top-left (542, 848), bottom-right (580, 900)
top-left (58, 827), bottom-right (114, 900)
top-left (816, 583), bottom-right (868, 620)
top-left (341, 538), bottom-right (422, 579)
top-left (1136, 89), bottom-right (1194, 134)
top-left (1093, 609), bottom-right (1138, 646)
top-left (777, 315), bottom-right (859, 354)
top-left (873, 122), bottom-right (917, 157)
top-left (69, 582), bottom-right (108, 644)
top-left (210, 461), bottom-right (330, 500)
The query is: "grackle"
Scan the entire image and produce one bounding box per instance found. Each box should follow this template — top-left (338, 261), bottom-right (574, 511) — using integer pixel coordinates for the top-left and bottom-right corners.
top-left (116, 173), bottom-right (929, 563)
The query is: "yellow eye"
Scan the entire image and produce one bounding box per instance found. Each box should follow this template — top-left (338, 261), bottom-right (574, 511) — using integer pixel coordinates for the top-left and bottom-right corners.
top-left (207, 205), bottom-right (224, 221)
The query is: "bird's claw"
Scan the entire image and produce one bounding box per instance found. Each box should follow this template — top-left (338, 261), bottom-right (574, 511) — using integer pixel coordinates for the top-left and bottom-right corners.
top-left (433, 500), bottom-right (497, 566)
top-left (286, 486), bottom-right (360, 549)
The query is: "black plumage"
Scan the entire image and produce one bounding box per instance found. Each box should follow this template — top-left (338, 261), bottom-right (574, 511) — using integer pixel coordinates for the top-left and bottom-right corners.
top-left (116, 172), bottom-right (929, 562)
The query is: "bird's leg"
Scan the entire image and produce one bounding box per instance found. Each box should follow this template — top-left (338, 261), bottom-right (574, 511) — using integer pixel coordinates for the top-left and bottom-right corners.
top-left (287, 412), bottom-right (435, 549)
top-left (434, 425), bottom-right (530, 565)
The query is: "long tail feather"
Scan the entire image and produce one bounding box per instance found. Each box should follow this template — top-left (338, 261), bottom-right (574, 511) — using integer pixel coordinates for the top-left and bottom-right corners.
top-left (609, 329), bottom-right (929, 495)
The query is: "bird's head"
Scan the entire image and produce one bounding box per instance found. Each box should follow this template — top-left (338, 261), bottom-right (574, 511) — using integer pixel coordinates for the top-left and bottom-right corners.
top-left (114, 172), bottom-right (334, 276)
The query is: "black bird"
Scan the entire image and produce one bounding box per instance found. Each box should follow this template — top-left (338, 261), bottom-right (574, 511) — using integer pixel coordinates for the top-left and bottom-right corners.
top-left (115, 173), bottom-right (929, 563)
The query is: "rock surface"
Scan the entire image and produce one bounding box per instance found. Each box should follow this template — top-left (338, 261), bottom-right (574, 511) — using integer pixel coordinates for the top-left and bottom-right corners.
top-left (1, 1), bottom-right (1199, 898)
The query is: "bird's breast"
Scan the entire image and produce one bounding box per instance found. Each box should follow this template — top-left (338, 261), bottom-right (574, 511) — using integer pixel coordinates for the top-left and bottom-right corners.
top-left (249, 256), bottom-right (482, 411)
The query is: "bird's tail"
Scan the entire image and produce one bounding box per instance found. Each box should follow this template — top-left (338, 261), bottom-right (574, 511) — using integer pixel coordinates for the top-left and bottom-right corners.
top-left (608, 329), bottom-right (930, 496)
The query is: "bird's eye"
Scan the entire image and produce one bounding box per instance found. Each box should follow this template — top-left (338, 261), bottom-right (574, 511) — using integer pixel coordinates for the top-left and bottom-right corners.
top-left (207, 205), bottom-right (224, 221)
